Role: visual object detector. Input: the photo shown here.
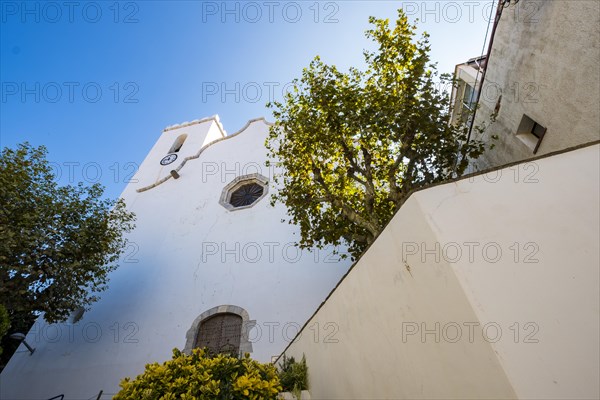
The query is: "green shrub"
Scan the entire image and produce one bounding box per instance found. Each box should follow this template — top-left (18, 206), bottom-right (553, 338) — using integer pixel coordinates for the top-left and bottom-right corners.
top-left (278, 355), bottom-right (308, 393)
top-left (114, 348), bottom-right (282, 400)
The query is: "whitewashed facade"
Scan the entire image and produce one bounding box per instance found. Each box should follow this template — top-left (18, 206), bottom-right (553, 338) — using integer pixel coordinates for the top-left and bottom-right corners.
top-left (0, 116), bottom-right (352, 399)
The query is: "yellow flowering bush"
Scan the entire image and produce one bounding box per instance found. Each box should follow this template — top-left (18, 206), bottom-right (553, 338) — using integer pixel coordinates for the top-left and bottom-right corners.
top-left (114, 348), bottom-right (282, 399)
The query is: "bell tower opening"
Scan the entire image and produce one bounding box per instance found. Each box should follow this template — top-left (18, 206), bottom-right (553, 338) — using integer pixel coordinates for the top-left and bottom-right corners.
top-left (169, 134), bottom-right (188, 153)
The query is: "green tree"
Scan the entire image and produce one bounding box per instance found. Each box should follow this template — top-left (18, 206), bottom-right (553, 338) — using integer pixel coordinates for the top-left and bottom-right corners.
top-left (114, 348), bottom-right (282, 399)
top-left (0, 304), bottom-right (10, 356)
top-left (0, 142), bottom-right (135, 326)
top-left (266, 10), bottom-right (489, 258)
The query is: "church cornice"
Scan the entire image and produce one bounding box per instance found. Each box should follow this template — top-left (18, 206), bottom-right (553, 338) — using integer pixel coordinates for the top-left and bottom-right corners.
top-left (163, 115), bottom-right (227, 138)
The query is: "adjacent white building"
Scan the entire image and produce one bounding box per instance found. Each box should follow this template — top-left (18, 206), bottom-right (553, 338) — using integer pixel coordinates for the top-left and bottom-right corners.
top-left (0, 116), bottom-right (352, 399)
top-left (449, 55), bottom-right (486, 128)
top-left (452, 0), bottom-right (600, 170)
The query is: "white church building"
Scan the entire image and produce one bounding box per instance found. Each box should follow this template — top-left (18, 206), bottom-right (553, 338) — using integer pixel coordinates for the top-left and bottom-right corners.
top-left (2, 3), bottom-right (599, 398)
top-left (0, 116), bottom-right (352, 399)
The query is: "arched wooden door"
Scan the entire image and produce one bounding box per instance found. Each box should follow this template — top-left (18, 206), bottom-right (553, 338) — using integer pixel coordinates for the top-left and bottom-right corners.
top-left (194, 313), bottom-right (243, 357)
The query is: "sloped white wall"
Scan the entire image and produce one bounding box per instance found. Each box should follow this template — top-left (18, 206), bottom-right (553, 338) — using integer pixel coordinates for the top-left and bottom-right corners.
top-left (280, 144), bottom-right (600, 399)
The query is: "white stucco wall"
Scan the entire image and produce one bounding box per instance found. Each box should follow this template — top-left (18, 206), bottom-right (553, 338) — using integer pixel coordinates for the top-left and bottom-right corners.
top-left (280, 144), bottom-right (600, 399)
top-left (0, 117), bottom-right (352, 399)
top-left (472, 0), bottom-right (600, 169)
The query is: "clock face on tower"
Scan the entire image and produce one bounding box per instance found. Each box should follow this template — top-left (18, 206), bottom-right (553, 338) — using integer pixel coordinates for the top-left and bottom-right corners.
top-left (160, 154), bottom-right (178, 166)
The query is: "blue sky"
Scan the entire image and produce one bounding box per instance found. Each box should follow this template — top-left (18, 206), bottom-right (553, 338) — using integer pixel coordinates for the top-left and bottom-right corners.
top-left (1, 1), bottom-right (496, 199)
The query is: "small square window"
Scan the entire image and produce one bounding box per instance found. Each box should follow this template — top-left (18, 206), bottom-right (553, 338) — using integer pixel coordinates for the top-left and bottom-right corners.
top-left (516, 114), bottom-right (546, 154)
